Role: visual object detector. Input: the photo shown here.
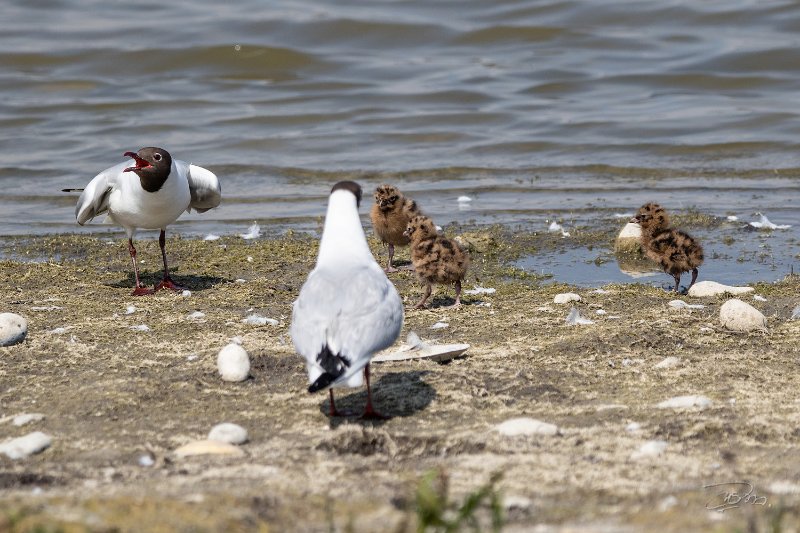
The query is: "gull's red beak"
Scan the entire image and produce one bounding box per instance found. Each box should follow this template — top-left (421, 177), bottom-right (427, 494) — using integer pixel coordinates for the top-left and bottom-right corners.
top-left (123, 151), bottom-right (151, 173)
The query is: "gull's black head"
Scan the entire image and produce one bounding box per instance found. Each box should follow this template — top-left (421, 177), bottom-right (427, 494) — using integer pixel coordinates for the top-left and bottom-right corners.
top-left (123, 147), bottom-right (172, 193)
top-left (331, 180), bottom-right (362, 208)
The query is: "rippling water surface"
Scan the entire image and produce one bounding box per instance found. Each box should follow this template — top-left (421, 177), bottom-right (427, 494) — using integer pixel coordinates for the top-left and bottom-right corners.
top-left (1, 0), bottom-right (798, 280)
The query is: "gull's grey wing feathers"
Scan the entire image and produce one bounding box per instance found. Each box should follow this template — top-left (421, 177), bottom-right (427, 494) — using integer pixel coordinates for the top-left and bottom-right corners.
top-left (291, 264), bottom-right (403, 384)
top-left (75, 160), bottom-right (126, 225)
top-left (180, 161), bottom-right (221, 213)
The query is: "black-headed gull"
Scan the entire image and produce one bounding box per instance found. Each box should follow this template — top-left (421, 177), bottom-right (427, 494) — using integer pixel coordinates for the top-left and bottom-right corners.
top-left (291, 181), bottom-right (403, 418)
top-left (72, 147), bottom-right (221, 295)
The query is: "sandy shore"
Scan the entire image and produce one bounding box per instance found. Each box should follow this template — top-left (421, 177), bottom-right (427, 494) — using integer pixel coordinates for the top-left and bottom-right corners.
top-left (1, 231), bottom-right (799, 532)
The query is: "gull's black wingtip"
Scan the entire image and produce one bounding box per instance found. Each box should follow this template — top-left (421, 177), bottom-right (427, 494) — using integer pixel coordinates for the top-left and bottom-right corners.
top-left (61, 188), bottom-right (85, 193)
top-left (308, 372), bottom-right (337, 393)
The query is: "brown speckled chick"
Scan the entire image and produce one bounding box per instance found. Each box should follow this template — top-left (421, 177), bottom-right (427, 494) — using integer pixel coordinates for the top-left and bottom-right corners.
top-left (403, 215), bottom-right (470, 309)
top-left (632, 203), bottom-right (704, 293)
top-left (370, 184), bottom-right (422, 272)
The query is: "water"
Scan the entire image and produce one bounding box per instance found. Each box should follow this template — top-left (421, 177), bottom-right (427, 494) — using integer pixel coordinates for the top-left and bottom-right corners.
top-left (1, 0), bottom-right (798, 281)
top-left (517, 222), bottom-right (796, 287)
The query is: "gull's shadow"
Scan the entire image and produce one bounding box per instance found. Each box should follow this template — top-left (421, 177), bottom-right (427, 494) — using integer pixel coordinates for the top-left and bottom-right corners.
top-left (321, 370), bottom-right (436, 428)
top-left (428, 295), bottom-right (458, 308)
top-left (420, 294), bottom-right (478, 309)
top-left (109, 272), bottom-right (229, 292)
top-left (391, 259), bottom-right (414, 270)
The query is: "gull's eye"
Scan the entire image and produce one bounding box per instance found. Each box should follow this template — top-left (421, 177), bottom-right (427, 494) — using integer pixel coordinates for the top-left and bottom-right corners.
top-left (154, 153), bottom-right (162, 161)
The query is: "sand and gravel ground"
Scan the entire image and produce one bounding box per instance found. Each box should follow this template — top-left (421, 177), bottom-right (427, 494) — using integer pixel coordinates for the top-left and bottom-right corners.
top-left (1, 227), bottom-right (799, 532)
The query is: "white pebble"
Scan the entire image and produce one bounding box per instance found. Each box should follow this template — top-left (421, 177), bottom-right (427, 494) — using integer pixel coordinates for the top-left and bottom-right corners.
top-left (631, 440), bottom-right (668, 460)
top-left (130, 324), bottom-right (150, 332)
top-left (792, 306), bottom-right (800, 320)
top-left (654, 356), bottom-right (680, 369)
top-left (217, 343), bottom-right (250, 382)
top-left (768, 481), bottom-right (800, 495)
top-left (591, 288), bottom-right (610, 294)
top-left (658, 495), bottom-right (678, 511)
top-left (125, 305), bottom-right (136, 315)
top-left (181, 290), bottom-right (192, 297)
top-left (726, 215), bottom-right (739, 222)
top-left (753, 295), bottom-right (767, 302)
top-left (0, 313), bottom-right (27, 347)
top-left (48, 327), bottom-right (69, 335)
top-left (208, 423), bottom-right (248, 445)
top-left (0, 431), bottom-right (52, 459)
top-left (457, 196), bottom-right (472, 203)
top-left (565, 307), bottom-right (594, 326)
top-left (235, 278), bottom-right (247, 283)
top-left (13, 413), bottom-right (45, 426)
top-left (668, 300), bottom-right (705, 310)
top-left (203, 234), bottom-right (220, 241)
top-left (553, 292), bottom-right (581, 304)
top-left (614, 222), bottom-right (642, 253)
top-left (173, 439), bottom-right (245, 458)
top-left (187, 311), bottom-right (205, 320)
top-left (242, 314), bottom-right (278, 326)
top-left (657, 395), bottom-right (712, 410)
top-left (138, 454), bottom-right (155, 467)
top-left (688, 280), bottom-right (754, 298)
top-left (230, 336), bottom-right (243, 345)
top-left (247, 256), bottom-right (254, 262)
top-left (494, 417), bottom-right (559, 437)
top-left (595, 309), bottom-right (607, 315)
top-left (186, 354), bottom-right (198, 361)
top-left (464, 286), bottom-right (496, 295)
top-left (503, 495), bottom-right (533, 511)
top-left (719, 299), bottom-right (767, 332)
top-left (625, 422), bottom-right (641, 432)
top-left (429, 322), bottom-right (449, 329)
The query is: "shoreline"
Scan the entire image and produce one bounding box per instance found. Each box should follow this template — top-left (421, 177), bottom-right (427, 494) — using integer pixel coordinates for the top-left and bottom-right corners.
top-left (0, 232), bottom-right (799, 531)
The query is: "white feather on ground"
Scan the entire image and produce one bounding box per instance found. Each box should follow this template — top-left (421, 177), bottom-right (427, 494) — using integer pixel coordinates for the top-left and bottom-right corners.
top-left (239, 221), bottom-right (261, 239)
top-left (749, 213), bottom-right (791, 230)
